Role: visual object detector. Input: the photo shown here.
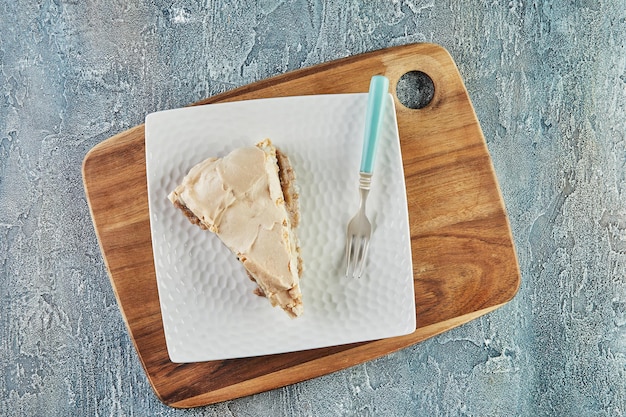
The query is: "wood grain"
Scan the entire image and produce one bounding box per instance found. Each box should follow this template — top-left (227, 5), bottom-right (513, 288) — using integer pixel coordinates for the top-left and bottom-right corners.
top-left (82, 43), bottom-right (520, 408)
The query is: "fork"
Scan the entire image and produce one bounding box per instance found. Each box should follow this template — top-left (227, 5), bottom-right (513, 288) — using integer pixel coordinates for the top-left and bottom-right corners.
top-left (345, 75), bottom-right (390, 278)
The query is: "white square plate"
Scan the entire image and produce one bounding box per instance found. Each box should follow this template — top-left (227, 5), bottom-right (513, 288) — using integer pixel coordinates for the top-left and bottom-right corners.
top-left (145, 93), bottom-right (415, 363)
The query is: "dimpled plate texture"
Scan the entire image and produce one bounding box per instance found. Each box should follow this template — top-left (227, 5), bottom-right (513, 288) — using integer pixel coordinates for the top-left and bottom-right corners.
top-left (145, 93), bottom-right (415, 363)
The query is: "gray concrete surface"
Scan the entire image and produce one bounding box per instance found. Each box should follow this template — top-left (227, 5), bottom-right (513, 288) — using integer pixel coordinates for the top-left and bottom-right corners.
top-left (1, 1), bottom-right (625, 416)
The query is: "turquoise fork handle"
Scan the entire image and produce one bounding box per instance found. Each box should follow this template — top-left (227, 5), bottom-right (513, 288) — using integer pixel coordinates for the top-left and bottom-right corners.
top-left (359, 75), bottom-right (390, 174)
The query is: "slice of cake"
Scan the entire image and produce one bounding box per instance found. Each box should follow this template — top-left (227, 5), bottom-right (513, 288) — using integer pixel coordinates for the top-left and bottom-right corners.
top-left (168, 139), bottom-right (303, 318)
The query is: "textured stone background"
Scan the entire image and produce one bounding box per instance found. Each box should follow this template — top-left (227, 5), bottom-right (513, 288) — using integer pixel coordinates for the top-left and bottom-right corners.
top-left (1, 1), bottom-right (625, 416)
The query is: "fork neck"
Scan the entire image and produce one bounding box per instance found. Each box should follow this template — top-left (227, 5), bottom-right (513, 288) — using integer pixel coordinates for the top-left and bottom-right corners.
top-left (358, 172), bottom-right (372, 210)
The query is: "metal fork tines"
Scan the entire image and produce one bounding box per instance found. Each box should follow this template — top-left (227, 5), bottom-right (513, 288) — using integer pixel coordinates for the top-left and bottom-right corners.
top-left (345, 172), bottom-right (372, 278)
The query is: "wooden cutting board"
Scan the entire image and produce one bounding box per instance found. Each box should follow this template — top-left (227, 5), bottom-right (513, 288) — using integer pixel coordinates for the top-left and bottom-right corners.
top-left (82, 43), bottom-right (520, 408)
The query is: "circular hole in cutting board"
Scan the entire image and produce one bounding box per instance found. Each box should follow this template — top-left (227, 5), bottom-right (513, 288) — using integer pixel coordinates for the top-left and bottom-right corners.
top-left (396, 71), bottom-right (435, 109)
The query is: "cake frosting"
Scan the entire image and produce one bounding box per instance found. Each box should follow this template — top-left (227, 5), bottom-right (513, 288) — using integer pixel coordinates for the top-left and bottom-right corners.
top-left (168, 139), bottom-right (303, 317)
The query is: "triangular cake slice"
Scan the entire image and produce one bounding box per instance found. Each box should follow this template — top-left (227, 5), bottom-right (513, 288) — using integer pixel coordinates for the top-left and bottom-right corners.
top-left (168, 139), bottom-right (303, 318)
